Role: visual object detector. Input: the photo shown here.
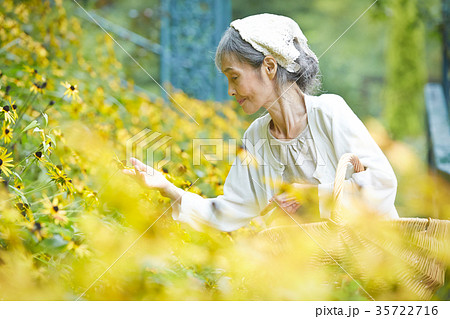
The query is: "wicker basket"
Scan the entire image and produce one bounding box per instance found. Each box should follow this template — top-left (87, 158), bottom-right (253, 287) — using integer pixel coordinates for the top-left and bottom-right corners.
top-left (257, 153), bottom-right (450, 300)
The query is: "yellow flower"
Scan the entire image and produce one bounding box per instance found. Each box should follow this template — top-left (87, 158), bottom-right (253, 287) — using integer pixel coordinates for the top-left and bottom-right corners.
top-left (66, 241), bottom-right (91, 257)
top-left (34, 151), bottom-right (46, 162)
top-left (44, 140), bottom-right (54, 155)
top-left (7, 96), bottom-right (18, 110)
top-left (29, 222), bottom-right (47, 241)
top-left (42, 194), bottom-right (68, 226)
top-left (14, 178), bottom-right (24, 191)
top-left (61, 81), bottom-right (81, 102)
top-left (0, 122), bottom-right (13, 143)
top-left (46, 163), bottom-right (75, 195)
top-left (82, 187), bottom-right (99, 207)
top-left (30, 80), bottom-right (47, 94)
top-left (16, 202), bottom-right (33, 222)
top-left (0, 99), bottom-right (17, 124)
top-left (24, 65), bottom-right (39, 78)
top-left (0, 147), bottom-right (13, 177)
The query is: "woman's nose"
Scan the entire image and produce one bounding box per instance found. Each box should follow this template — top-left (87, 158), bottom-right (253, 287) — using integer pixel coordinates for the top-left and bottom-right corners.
top-left (228, 85), bottom-right (236, 97)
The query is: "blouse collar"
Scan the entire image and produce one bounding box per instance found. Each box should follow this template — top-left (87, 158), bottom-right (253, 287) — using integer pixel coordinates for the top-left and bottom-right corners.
top-left (261, 93), bottom-right (315, 171)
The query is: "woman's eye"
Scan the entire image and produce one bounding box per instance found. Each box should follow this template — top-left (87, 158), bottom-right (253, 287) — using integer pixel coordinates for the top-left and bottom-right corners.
top-left (232, 76), bottom-right (238, 80)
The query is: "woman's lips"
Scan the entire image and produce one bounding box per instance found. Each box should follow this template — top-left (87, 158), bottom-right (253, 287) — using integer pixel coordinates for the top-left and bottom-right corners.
top-left (237, 98), bottom-right (246, 105)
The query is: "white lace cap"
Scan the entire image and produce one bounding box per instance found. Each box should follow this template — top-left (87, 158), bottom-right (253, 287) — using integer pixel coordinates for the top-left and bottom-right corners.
top-left (230, 13), bottom-right (318, 73)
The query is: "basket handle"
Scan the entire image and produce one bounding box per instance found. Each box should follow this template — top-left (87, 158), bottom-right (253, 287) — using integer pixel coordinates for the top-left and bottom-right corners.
top-left (330, 153), bottom-right (365, 222)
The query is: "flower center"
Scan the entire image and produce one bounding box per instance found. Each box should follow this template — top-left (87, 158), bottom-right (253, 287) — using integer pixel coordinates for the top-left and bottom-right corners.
top-left (70, 85), bottom-right (75, 91)
top-left (3, 105), bottom-right (10, 112)
top-left (53, 205), bottom-right (59, 212)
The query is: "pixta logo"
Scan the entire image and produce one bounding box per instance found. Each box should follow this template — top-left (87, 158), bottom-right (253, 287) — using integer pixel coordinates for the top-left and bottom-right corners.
top-left (126, 129), bottom-right (172, 172)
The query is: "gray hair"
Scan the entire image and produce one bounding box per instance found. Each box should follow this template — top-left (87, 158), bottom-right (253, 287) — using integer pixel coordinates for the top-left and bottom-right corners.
top-left (215, 27), bottom-right (321, 95)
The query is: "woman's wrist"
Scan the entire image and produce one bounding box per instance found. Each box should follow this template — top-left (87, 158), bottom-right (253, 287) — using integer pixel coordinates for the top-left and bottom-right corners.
top-left (160, 182), bottom-right (186, 201)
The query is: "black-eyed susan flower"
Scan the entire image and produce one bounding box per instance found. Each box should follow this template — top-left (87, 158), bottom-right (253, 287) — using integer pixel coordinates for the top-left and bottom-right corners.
top-left (61, 81), bottom-right (81, 102)
top-left (0, 102), bottom-right (17, 124)
top-left (29, 221), bottom-right (47, 241)
top-left (30, 80), bottom-right (47, 94)
top-left (7, 97), bottom-right (17, 112)
top-left (66, 240), bottom-right (91, 257)
top-left (44, 140), bottom-right (53, 155)
top-left (0, 147), bottom-right (13, 177)
top-left (34, 150), bottom-right (45, 162)
top-left (42, 195), bottom-right (68, 226)
top-left (0, 122), bottom-right (13, 143)
top-left (84, 189), bottom-right (99, 207)
top-left (16, 202), bottom-right (33, 222)
top-left (24, 65), bottom-right (38, 76)
top-left (46, 163), bottom-right (75, 195)
top-left (14, 178), bottom-right (24, 191)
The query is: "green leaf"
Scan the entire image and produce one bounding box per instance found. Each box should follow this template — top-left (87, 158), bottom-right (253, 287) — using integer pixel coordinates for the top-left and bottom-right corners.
top-left (38, 234), bottom-right (68, 255)
top-left (9, 185), bottom-right (28, 205)
top-left (47, 223), bottom-right (73, 238)
top-left (22, 120), bottom-right (39, 132)
top-left (42, 113), bottom-right (48, 127)
top-left (12, 171), bottom-right (23, 182)
top-left (46, 134), bottom-right (56, 148)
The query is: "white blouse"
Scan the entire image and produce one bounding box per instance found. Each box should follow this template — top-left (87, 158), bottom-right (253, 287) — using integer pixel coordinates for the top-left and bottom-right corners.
top-left (171, 93), bottom-right (399, 233)
top-left (267, 122), bottom-right (320, 185)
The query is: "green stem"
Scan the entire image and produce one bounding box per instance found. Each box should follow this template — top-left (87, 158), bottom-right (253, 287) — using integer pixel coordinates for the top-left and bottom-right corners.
top-left (12, 148), bottom-right (38, 169)
top-left (17, 91), bottom-right (34, 116)
top-left (30, 95), bottom-right (63, 123)
top-left (18, 157), bottom-right (35, 177)
top-left (6, 145), bottom-right (43, 185)
top-left (8, 95), bottom-right (62, 149)
top-left (14, 93), bottom-right (38, 130)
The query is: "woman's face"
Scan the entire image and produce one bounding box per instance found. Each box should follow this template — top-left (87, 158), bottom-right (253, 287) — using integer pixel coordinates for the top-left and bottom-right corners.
top-left (221, 54), bottom-right (276, 114)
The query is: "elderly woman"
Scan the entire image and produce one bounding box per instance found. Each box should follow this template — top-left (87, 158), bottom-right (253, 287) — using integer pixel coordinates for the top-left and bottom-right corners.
top-left (124, 13), bottom-right (399, 232)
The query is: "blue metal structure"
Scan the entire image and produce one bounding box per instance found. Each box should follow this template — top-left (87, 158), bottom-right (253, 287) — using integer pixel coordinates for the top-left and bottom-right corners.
top-left (424, 0), bottom-right (450, 179)
top-left (425, 84), bottom-right (450, 178)
top-left (443, 0), bottom-right (449, 108)
top-left (77, 1), bottom-right (231, 102)
top-left (160, 0), bottom-right (231, 102)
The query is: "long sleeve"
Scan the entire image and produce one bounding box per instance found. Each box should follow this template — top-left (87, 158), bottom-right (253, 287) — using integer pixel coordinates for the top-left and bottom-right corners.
top-left (317, 95), bottom-right (399, 219)
top-left (171, 136), bottom-right (262, 232)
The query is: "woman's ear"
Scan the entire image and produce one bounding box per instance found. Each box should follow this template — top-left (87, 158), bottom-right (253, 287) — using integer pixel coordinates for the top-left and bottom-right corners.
top-left (262, 56), bottom-right (277, 80)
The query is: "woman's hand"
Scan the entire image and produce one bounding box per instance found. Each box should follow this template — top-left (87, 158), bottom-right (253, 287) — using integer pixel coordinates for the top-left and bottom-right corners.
top-left (269, 183), bottom-right (318, 215)
top-left (121, 157), bottom-right (173, 193)
top-left (122, 157), bottom-right (186, 201)
top-left (269, 192), bottom-right (302, 215)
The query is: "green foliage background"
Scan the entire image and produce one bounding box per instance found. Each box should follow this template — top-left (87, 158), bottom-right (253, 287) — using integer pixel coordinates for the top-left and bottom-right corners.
top-left (83, 0), bottom-right (444, 147)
